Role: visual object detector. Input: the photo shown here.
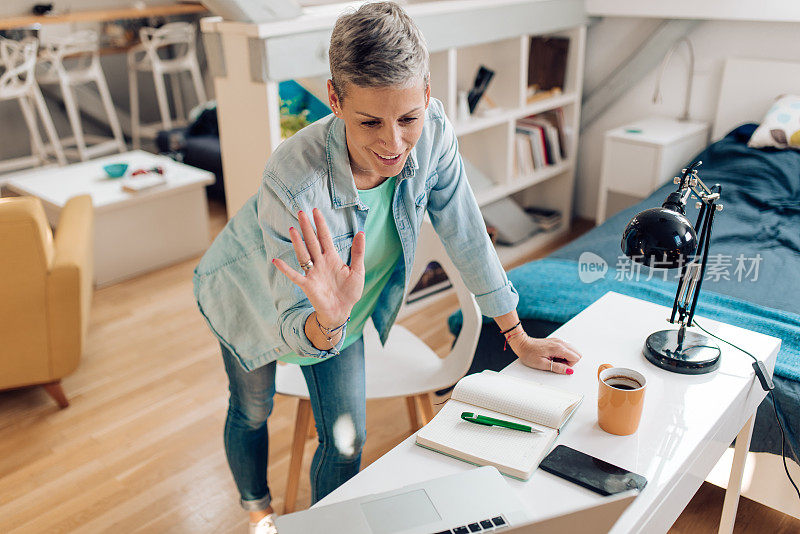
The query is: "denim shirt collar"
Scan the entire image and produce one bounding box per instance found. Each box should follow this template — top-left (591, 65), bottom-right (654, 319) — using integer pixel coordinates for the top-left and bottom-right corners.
top-left (326, 116), bottom-right (418, 210)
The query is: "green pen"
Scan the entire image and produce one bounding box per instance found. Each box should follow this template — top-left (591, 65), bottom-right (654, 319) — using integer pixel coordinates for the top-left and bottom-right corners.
top-left (461, 412), bottom-right (542, 433)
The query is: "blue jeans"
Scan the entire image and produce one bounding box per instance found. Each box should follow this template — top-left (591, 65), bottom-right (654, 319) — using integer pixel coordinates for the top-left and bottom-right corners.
top-left (221, 338), bottom-right (367, 510)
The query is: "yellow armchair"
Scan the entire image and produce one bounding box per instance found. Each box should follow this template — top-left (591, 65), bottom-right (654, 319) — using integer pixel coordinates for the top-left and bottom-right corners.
top-left (0, 194), bottom-right (93, 408)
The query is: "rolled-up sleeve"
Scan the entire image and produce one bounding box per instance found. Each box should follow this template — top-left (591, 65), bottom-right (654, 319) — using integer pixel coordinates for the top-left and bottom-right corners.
top-left (425, 108), bottom-right (519, 318)
top-left (257, 172), bottom-right (347, 358)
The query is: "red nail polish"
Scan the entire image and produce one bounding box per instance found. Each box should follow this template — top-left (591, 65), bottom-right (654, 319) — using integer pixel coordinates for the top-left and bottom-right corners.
top-left (271, 259), bottom-right (275, 263)
top-left (298, 210), bottom-right (304, 215)
top-left (566, 368), bottom-right (574, 375)
top-left (289, 227), bottom-right (294, 231)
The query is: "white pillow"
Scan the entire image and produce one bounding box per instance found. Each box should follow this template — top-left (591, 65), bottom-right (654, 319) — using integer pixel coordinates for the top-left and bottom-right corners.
top-left (748, 94), bottom-right (800, 149)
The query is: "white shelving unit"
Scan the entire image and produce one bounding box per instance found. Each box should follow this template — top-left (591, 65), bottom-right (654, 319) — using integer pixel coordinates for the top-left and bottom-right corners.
top-left (401, 23), bottom-right (586, 316)
top-left (429, 26), bottom-right (586, 266)
top-left (201, 0), bottom-right (586, 267)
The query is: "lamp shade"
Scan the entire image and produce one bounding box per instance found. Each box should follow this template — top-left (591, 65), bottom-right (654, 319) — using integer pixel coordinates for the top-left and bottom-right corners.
top-left (621, 207), bottom-right (697, 268)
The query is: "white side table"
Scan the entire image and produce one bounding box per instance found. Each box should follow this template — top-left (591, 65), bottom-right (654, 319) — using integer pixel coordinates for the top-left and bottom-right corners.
top-left (4, 150), bottom-right (214, 287)
top-left (597, 117), bottom-right (709, 223)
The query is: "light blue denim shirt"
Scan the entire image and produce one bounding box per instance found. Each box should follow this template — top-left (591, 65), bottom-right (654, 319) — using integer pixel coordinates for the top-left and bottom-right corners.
top-left (193, 98), bottom-right (518, 372)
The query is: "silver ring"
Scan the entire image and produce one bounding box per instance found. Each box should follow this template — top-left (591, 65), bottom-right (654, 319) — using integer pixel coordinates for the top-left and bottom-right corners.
top-left (550, 359), bottom-right (553, 372)
top-left (300, 259), bottom-right (314, 271)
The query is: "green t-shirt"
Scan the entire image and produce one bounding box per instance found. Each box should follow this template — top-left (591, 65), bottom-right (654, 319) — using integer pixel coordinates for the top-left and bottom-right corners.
top-left (280, 175), bottom-right (402, 365)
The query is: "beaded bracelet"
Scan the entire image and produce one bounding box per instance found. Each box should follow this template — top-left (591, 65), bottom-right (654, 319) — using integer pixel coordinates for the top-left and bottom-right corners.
top-left (315, 313), bottom-right (350, 343)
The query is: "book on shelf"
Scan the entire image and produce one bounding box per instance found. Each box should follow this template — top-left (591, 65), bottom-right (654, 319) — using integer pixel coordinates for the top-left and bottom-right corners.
top-left (520, 117), bottom-right (561, 165)
top-left (514, 132), bottom-right (535, 175)
top-left (516, 125), bottom-right (545, 170)
top-left (551, 109), bottom-right (568, 159)
top-left (524, 206), bottom-right (563, 231)
top-left (515, 108), bottom-right (567, 174)
top-left (535, 108), bottom-right (568, 160)
top-left (415, 370), bottom-right (583, 480)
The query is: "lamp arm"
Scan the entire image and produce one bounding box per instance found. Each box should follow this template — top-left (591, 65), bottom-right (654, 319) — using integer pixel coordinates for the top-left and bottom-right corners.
top-left (686, 187), bottom-right (721, 326)
top-left (669, 196), bottom-right (706, 324)
top-left (675, 160), bottom-right (702, 192)
top-left (669, 179), bottom-right (723, 329)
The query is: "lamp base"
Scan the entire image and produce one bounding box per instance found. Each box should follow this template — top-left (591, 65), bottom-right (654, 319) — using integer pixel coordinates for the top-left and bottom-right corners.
top-left (643, 329), bottom-right (721, 375)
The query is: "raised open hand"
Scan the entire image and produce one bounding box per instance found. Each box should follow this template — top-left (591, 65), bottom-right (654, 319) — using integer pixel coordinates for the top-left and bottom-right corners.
top-left (272, 208), bottom-right (366, 326)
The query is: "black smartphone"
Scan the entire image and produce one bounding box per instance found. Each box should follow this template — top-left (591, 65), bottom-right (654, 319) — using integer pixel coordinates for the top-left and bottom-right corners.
top-left (539, 445), bottom-right (647, 496)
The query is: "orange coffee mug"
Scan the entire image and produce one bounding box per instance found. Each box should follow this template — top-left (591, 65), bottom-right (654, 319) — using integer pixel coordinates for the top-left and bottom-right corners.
top-left (597, 364), bottom-right (646, 436)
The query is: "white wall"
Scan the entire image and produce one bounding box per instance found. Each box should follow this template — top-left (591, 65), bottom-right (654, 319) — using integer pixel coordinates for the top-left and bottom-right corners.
top-left (576, 18), bottom-right (800, 221)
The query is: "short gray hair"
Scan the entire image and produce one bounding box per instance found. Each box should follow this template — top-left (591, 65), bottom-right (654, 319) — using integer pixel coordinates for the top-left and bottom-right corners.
top-left (329, 1), bottom-right (429, 100)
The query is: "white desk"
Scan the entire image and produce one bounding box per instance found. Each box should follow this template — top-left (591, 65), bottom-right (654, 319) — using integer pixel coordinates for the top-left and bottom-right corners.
top-left (4, 151), bottom-right (214, 286)
top-left (318, 292), bottom-right (781, 533)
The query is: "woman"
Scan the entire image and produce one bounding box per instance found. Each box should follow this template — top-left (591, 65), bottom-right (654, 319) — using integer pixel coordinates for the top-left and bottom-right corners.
top-left (193, 3), bottom-right (581, 533)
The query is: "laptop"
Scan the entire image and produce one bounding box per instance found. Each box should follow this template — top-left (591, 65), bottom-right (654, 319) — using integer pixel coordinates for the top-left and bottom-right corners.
top-left (274, 466), bottom-right (636, 534)
top-left (504, 492), bottom-right (636, 533)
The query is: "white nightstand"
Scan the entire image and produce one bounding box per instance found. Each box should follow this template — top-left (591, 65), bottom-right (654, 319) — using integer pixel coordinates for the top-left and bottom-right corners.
top-left (596, 117), bottom-right (709, 223)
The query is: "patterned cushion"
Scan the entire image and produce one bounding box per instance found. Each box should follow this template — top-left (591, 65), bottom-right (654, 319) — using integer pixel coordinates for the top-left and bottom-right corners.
top-left (748, 94), bottom-right (800, 149)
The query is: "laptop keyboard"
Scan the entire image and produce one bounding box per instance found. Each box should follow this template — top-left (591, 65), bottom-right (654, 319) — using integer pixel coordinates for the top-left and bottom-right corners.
top-left (433, 515), bottom-right (508, 533)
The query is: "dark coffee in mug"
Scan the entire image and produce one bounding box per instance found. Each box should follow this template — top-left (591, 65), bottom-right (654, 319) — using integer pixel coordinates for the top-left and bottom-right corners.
top-left (603, 375), bottom-right (642, 391)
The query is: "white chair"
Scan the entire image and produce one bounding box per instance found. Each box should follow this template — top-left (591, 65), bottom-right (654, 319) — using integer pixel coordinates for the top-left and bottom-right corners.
top-left (36, 30), bottom-right (126, 161)
top-left (127, 22), bottom-right (207, 149)
top-left (0, 38), bottom-right (65, 173)
top-left (276, 221), bottom-right (482, 512)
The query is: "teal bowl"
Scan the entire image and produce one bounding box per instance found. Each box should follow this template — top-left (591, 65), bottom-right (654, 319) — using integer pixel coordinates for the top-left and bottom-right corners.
top-left (103, 163), bottom-right (128, 178)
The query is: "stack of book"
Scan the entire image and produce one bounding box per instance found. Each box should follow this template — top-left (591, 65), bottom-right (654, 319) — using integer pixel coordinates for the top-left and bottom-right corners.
top-left (514, 109), bottom-right (566, 176)
top-left (524, 206), bottom-right (562, 232)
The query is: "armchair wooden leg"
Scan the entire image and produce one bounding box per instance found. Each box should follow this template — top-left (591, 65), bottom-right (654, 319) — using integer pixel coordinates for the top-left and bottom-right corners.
top-left (406, 395), bottom-right (421, 432)
top-left (43, 380), bottom-right (69, 409)
top-left (284, 398), bottom-right (312, 514)
top-left (415, 393), bottom-right (434, 426)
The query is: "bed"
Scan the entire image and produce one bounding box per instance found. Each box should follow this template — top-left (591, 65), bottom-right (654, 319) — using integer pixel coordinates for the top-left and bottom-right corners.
top-left (448, 58), bottom-right (800, 502)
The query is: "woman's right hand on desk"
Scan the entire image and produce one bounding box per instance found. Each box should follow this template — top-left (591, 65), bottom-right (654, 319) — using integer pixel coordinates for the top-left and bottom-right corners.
top-left (272, 208), bottom-right (366, 326)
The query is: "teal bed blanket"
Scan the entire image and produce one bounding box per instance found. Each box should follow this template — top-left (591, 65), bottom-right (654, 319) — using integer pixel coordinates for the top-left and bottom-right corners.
top-left (448, 258), bottom-right (800, 382)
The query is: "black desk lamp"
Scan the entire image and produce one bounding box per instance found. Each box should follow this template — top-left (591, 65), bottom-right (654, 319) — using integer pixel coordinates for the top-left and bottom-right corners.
top-left (621, 160), bottom-right (724, 374)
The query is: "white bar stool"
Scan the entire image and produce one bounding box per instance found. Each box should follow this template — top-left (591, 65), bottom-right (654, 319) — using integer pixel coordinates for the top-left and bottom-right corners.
top-left (36, 30), bottom-right (127, 161)
top-left (127, 22), bottom-right (208, 149)
top-left (0, 37), bottom-right (66, 173)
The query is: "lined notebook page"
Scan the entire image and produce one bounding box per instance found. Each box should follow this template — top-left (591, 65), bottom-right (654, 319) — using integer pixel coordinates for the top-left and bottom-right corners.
top-left (452, 370), bottom-right (580, 429)
top-left (416, 399), bottom-right (558, 479)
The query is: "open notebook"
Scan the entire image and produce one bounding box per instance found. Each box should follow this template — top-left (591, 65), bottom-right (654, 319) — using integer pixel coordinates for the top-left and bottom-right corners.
top-left (416, 370), bottom-right (583, 480)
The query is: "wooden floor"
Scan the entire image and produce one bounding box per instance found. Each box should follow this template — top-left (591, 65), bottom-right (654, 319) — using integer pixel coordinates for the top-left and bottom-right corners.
top-left (1, 198), bottom-right (797, 533)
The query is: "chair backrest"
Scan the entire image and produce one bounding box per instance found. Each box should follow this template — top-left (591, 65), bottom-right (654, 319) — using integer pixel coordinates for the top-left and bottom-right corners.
top-left (0, 37), bottom-right (38, 98)
top-left (402, 220), bottom-right (482, 381)
top-left (38, 30), bottom-right (100, 78)
top-left (0, 196), bottom-right (55, 386)
top-left (139, 22), bottom-right (196, 63)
